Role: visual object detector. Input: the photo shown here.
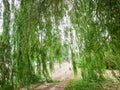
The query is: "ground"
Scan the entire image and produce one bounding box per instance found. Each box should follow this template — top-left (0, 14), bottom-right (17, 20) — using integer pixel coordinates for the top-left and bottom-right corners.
top-left (33, 61), bottom-right (74, 90)
top-left (21, 61), bottom-right (120, 90)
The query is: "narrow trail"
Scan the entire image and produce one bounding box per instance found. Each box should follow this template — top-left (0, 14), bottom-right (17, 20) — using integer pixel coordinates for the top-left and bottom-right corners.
top-left (34, 61), bottom-right (75, 90)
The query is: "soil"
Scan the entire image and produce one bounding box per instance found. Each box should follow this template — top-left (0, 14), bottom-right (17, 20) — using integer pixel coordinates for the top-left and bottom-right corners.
top-left (31, 61), bottom-right (75, 90)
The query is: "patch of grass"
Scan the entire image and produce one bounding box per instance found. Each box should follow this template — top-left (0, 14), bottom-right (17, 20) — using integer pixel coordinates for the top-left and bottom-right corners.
top-left (65, 78), bottom-right (120, 90)
top-left (65, 79), bottom-right (104, 90)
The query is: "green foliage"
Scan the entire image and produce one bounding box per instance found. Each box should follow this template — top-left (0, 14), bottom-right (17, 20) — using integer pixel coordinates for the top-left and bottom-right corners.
top-left (104, 52), bottom-right (120, 70)
top-left (65, 79), bottom-right (104, 90)
top-left (1, 0), bottom-right (67, 89)
top-left (65, 79), bottom-right (120, 90)
top-left (0, 0), bottom-right (120, 89)
top-left (70, 0), bottom-right (120, 82)
top-left (0, 0), bottom-right (12, 89)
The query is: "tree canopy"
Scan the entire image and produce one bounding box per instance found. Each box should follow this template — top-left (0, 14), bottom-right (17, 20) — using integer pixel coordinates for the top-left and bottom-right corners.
top-left (0, 0), bottom-right (120, 89)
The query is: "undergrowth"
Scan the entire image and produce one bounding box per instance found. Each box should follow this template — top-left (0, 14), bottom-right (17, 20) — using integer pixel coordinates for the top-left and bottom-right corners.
top-left (65, 78), bottom-right (120, 90)
top-left (65, 79), bottom-right (103, 90)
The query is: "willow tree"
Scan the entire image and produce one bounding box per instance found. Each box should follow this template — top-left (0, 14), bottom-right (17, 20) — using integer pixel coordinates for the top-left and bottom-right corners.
top-left (69, 0), bottom-right (120, 82)
top-left (12, 0), bottom-right (66, 89)
top-left (1, 0), bottom-right (68, 89)
top-left (0, 0), bottom-right (120, 90)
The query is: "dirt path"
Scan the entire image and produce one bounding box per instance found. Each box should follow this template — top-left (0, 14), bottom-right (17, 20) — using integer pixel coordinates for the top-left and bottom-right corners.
top-left (51, 61), bottom-right (73, 80)
top-left (34, 61), bottom-right (75, 90)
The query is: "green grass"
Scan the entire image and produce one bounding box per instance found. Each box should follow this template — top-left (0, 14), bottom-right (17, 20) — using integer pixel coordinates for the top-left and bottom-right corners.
top-left (65, 78), bottom-right (120, 90)
top-left (65, 79), bottom-right (104, 90)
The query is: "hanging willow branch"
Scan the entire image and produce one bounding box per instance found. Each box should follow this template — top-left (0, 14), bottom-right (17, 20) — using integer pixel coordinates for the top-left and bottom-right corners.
top-left (70, 0), bottom-right (120, 82)
top-left (10, 0), bottom-right (66, 89)
top-left (0, 0), bottom-right (12, 89)
top-left (1, 0), bottom-right (120, 89)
